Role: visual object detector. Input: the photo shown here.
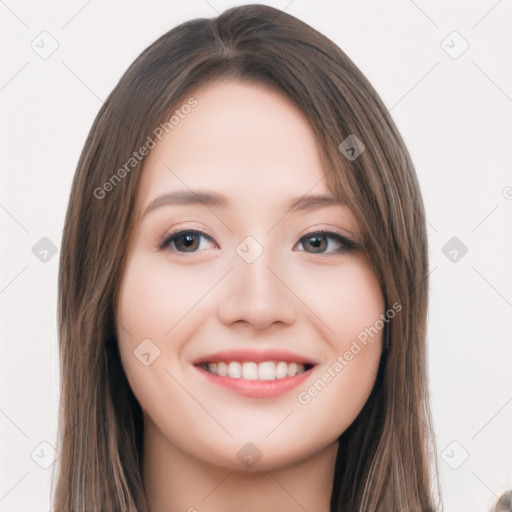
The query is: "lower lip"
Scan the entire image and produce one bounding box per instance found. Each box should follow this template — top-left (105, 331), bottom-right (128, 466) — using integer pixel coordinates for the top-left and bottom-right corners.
top-left (195, 365), bottom-right (314, 398)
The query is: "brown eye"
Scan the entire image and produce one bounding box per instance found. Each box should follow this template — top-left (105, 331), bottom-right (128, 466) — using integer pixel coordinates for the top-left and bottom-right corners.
top-left (159, 230), bottom-right (216, 253)
top-left (296, 231), bottom-right (357, 254)
top-left (301, 233), bottom-right (328, 253)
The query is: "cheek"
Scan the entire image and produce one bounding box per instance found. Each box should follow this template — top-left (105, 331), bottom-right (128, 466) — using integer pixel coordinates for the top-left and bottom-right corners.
top-left (289, 258), bottom-right (384, 428)
top-left (292, 256), bottom-right (385, 347)
top-left (333, 264), bottom-right (384, 345)
top-left (117, 253), bottom-right (218, 342)
top-left (115, 252), bottom-right (226, 399)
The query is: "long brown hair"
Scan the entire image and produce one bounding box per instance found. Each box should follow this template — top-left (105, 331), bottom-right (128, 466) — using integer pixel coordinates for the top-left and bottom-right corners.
top-left (53, 4), bottom-right (440, 510)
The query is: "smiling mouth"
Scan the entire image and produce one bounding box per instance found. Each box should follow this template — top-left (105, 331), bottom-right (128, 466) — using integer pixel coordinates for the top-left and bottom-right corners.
top-left (197, 361), bottom-right (315, 380)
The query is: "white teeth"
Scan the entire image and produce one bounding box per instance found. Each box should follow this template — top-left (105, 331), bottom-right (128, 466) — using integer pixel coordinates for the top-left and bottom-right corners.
top-left (276, 361), bottom-right (288, 379)
top-left (258, 361), bottom-right (275, 380)
top-left (217, 362), bottom-right (227, 376)
top-left (287, 362), bottom-right (297, 376)
top-left (202, 361), bottom-right (308, 380)
top-left (227, 361), bottom-right (241, 378)
top-left (241, 362), bottom-right (258, 380)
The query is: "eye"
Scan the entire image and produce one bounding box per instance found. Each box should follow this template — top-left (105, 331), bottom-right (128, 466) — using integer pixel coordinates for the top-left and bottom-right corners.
top-left (158, 229), bottom-right (217, 253)
top-left (295, 230), bottom-right (357, 254)
top-left (158, 228), bottom-right (357, 255)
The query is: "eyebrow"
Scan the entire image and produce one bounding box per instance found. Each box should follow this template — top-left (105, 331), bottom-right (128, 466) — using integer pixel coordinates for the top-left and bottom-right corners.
top-left (140, 189), bottom-right (344, 221)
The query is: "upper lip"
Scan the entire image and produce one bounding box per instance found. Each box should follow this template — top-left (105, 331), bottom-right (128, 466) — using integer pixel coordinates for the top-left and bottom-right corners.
top-left (193, 348), bottom-right (318, 366)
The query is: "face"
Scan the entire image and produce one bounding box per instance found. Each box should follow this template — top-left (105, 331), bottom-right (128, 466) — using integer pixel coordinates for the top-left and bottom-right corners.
top-left (116, 79), bottom-right (385, 472)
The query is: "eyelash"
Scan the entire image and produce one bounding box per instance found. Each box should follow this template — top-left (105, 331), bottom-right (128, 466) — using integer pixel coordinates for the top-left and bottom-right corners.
top-left (157, 228), bottom-right (358, 255)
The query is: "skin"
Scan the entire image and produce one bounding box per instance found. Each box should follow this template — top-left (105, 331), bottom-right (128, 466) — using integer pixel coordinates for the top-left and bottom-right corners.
top-left (116, 79), bottom-right (384, 512)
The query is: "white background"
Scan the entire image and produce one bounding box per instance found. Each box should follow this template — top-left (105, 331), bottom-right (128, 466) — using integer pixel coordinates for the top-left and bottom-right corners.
top-left (1, 1), bottom-right (511, 511)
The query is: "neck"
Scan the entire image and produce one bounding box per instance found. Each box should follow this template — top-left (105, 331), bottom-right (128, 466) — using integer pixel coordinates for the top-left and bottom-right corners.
top-left (142, 420), bottom-right (338, 512)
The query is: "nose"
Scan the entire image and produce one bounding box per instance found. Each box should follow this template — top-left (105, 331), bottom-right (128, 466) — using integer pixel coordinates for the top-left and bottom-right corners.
top-left (216, 246), bottom-right (297, 331)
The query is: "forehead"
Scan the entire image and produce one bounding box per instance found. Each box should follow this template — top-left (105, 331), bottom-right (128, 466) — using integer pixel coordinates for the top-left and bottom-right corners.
top-left (137, 79), bottom-right (331, 210)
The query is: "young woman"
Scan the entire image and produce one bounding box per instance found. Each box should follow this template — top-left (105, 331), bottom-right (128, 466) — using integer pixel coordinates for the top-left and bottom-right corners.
top-left (54, 4), bottom-right (440, 511)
